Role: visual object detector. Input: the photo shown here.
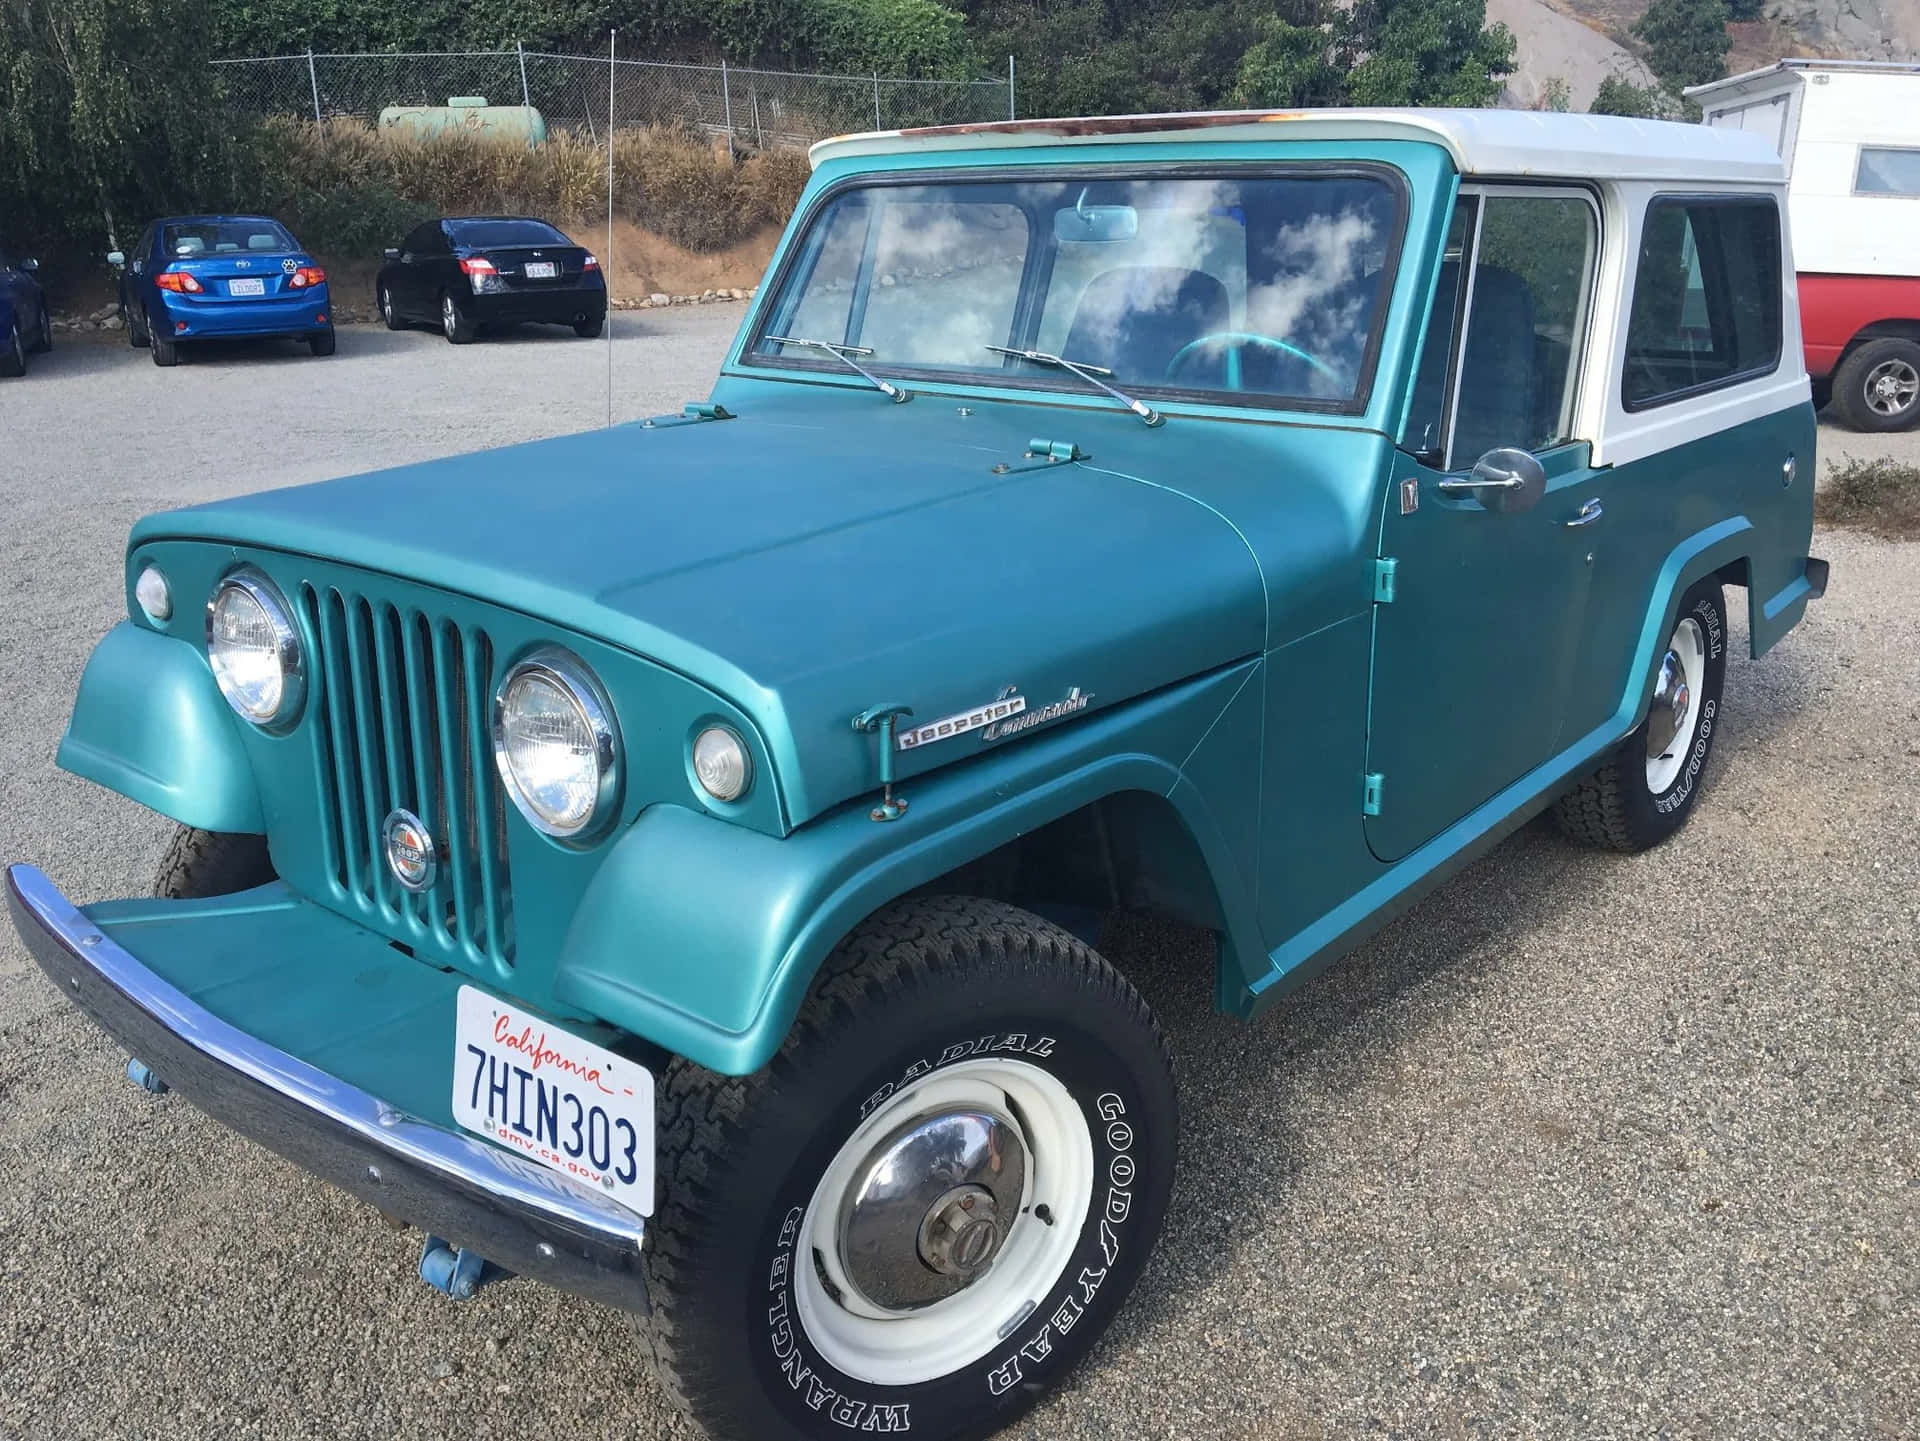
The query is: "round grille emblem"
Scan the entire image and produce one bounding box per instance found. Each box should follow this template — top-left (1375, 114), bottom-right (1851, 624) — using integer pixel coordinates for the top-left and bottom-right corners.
top-left (382, 809), bottom-right (437, 892)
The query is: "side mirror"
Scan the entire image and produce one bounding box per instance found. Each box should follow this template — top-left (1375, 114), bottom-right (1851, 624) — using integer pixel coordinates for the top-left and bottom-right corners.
top-left (383, 247), bottom-right (401, 262)
top-left (19, 257), bottom-right (38, 273)
top-left (106, 250), bottom-right (126, 268)
top-left (1436, 447), bottom-right (1547, 514)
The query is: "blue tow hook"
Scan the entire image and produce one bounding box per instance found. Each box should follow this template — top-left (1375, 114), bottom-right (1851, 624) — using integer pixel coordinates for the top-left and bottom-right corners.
top-left (418, 1234), bottom-right (513, 1300)
top-left (126, 1058), bottom-right (169, 1094)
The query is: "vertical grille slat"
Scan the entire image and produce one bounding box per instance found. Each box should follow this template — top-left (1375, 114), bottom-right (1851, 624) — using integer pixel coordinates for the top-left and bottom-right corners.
top-left (305, 585), bottom-right (512, 967)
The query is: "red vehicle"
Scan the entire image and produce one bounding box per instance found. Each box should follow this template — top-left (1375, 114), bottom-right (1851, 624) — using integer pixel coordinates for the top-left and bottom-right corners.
top-left (1690, 59), bottom-right (1920, 431)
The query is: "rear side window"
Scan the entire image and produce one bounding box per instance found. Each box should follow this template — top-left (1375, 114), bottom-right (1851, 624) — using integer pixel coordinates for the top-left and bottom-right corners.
top-left (1856, 146), bottom-right (1920, 196)
top-left (1622, 197), bottom-right (1781, 411)
top-left (451, 219), bottom-right (569, 247)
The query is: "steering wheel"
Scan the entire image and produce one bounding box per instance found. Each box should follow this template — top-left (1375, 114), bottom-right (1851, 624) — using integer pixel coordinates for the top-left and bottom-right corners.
top-left (1164, 331), bottom-right (1342, 391)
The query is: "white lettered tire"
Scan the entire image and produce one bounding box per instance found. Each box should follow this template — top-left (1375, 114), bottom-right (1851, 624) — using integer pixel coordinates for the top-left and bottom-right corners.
top-left (639, 895), bottom-right (1176, 1441)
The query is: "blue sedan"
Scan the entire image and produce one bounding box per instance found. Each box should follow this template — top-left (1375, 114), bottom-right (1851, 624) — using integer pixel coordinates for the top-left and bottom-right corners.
top-left (0, 239), bottom-right (51, 377)
top-left (113, 215), bottom-right (334, 366)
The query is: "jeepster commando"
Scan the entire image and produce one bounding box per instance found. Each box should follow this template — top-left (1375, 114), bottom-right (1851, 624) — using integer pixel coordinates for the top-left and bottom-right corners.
top-left (8, 109), bottom-right (1828, 1441)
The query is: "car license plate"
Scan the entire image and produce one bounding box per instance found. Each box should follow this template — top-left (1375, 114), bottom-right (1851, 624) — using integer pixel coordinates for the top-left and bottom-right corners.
top-left (523, 261), bottom-right (558, 279)
top-left (451, 984), bottom-right (654, 1215)
top-left (228, 277), bottom-right (265, 296)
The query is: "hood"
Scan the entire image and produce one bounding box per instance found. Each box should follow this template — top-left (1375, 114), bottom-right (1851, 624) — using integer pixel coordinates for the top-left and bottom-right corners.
top-left (134, 392), bottom-right (1269, 824)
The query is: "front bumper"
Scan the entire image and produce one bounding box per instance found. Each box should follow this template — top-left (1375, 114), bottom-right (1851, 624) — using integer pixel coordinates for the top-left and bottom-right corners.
top-left (5, 863), bottom-right (648, 1313)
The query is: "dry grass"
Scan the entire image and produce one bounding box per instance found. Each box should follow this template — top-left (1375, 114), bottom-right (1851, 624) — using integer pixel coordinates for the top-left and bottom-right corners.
top-left (1817, 458), bottom-right (1920, 541)
top-left (261, 118), bottom-right (809, 258)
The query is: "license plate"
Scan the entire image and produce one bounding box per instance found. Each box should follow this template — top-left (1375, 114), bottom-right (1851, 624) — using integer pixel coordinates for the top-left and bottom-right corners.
top-left (228, 277), bottom-right (265, 296)
top-left (451, 984), bottom-right (654, 1215)
top-left (523, 261), bottom-right (557, 279)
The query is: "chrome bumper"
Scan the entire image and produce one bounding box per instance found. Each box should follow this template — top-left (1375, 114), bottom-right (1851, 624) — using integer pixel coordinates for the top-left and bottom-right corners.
top-left (5, 863), bottom-right (648, 1313)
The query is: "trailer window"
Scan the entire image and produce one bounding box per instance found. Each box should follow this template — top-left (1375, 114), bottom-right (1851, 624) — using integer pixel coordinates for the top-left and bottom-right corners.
top-left (1622, 197), bottom-right (1781, 411)
top-left (1856, 147), bottom-right (1920, 196)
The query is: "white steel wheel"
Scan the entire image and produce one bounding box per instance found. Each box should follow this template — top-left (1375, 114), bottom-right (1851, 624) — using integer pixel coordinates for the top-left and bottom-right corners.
top-left (1645, 615), bottom-right (1706, 795)
top-left (793, 1056), bottom-right (1093, 1388)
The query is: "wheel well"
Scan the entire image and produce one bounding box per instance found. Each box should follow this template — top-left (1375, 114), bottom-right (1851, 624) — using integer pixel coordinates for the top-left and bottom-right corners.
top-left (1839, 320), bottom-right (1920, 364)
top-left (904, 789), bottom-right (1227, 941)
top-left (1712, 555), bottom-right (1750, 592)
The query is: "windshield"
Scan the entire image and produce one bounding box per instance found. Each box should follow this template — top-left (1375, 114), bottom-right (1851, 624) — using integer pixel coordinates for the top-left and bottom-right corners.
top-left (748, 171), bottom-right (1401, 410)
top-left (450, 219), bottom-right (571, 247)
top-left (162, 219), bottom-right (296, 257)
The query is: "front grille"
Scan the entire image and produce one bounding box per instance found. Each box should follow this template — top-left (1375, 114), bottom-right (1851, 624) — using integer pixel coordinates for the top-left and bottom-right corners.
top-left (301, 585), bottom-right (514, 966)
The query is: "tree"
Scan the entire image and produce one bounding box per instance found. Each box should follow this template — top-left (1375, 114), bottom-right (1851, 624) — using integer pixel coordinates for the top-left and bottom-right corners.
top-left (1589, 74), bottom-right (1688, 119)
top-left (1337, 0), bottom-right (1517, 108)
top-left (1632, 0), bottom-right (1731, 94)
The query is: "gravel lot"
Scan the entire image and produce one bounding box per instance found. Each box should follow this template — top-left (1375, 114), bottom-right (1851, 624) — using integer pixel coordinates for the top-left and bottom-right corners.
top-left (1, 317), bottom-right (1914, 1441)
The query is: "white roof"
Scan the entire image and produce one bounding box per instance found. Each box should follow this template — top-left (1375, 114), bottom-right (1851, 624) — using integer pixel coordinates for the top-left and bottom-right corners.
top-left (809, 107), bottom-right (1787, 184)
top-left (1686, 57), bottom-right (1920, 100)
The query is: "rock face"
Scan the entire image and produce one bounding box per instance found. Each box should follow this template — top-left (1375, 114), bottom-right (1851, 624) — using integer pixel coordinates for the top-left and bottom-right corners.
top-left (1491, 0), bottom-right (1658, 109)
top-left (1765, 0), bottom-right (1918, 59)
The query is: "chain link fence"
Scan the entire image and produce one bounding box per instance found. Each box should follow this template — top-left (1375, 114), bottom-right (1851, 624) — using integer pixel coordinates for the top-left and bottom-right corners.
top-left (214, 50), bottom-right (1015, 149)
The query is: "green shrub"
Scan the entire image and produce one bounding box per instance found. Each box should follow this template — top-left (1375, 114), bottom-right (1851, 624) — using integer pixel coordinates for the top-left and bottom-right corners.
top-left (1817, 458), bottom-right (1920, 541)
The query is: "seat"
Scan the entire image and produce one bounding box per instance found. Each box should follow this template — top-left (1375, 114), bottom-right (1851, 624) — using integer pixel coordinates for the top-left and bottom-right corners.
top-left (1061, 267), bottom-right (1231, 385)
top-left (1448, 264), bottom-right (1538, 464)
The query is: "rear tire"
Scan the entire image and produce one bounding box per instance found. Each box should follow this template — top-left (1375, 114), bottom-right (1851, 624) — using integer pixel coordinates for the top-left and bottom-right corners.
top-left (1831, 337), bottom-right (1920, 432)
top-left (441, 290), bottom-right (476, 344)
top-left (574, 314), bottom-right (604, 339)
top-left (639, 895), bottom-right (1176, 1441)
top-left (309, 327), bottom-right (336, 356)
top-left (151, 329), bottom-right (179, 367)
top-left (153, 826), bottom-right (276, 899)
top-left (0, 319), bottom-right (23, 377)
top-left (1554, 577), bottom-right (1727, 852)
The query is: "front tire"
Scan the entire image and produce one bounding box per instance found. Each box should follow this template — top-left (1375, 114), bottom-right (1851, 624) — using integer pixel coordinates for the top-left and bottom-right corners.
top-left (1554, 577), bottom-right (1727, 852)
top-left (153, 826), bottom-right (276, 899)
top-left (128, 301), bottom-right (150, 348)
top-left (1831, 337), bottom-right (1920, 432)
top-left (29, 302), bottom-right (52, 354)
top-left (0, 319), bottom-right (23, 377)
top-left (641, 895), bottom-right (1176, 1441)
top-left (379, 284), bottom-right (404, 331)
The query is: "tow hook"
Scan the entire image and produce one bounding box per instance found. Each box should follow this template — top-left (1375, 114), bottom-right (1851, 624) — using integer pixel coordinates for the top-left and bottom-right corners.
top-left (125, 1058), bottom-right (169, 1094)
top-left (418, 1234), bottom-right (513, 1300)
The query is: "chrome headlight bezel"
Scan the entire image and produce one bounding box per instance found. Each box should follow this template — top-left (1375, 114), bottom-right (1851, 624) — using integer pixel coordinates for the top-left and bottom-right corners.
top-left (490, 647), bottom-right (621, 840)
top-left (204, 568), bottom-right (304, 730)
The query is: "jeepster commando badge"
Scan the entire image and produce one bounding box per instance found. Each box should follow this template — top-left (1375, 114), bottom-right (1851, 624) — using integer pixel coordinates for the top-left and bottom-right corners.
top-left (981, 686), bottom-right (1093, 742)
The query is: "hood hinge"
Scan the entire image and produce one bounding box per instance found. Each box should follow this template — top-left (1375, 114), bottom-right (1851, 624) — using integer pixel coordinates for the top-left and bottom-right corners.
top-left (852, 703), bottom-right (914, 822)
top-left (1372, 558), bottom-right (1398, 604)
top-left (1362, 772), bottom-right (1385, 817)
top-left (992, 438), bottom-right (1087, 475)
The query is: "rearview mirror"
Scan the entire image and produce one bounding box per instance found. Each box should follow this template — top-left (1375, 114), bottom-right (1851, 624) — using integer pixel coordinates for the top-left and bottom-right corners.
top-left (1053, 201), bottom-right (1138, 244)
top-left (19, 257), bottom-right (38, 273)
top-left (106, 250), bottom-right (125, 268)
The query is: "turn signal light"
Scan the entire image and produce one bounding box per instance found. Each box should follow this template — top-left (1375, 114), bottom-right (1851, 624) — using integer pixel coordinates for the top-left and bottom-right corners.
top-left (154, 271), bottom-right (204, 293)
top-left (288, 266), bottom-right (327, 289)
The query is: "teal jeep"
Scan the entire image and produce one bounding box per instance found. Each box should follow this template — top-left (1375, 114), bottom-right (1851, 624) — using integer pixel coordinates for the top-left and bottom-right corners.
top-left (9, 109), bottom-right (1827, 1440)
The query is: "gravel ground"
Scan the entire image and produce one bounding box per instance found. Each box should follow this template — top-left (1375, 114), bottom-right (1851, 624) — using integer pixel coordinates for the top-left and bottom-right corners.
top-left (0, 319), bottom-right (1914, 1441)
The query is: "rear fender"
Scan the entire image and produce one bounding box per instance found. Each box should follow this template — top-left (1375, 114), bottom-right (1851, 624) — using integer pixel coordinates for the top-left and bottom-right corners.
top-left (553, 661), bottom-right (1265, 1076)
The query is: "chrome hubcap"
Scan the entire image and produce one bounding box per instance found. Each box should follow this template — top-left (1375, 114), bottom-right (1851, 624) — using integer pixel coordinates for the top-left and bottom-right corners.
top-left (442, 296), bottom-right (455, 335)
top-left (840, 1108), bottom-right (1027, 1310)
top-left (1646, 648), bottom-right (1692, 758)
top-left (1646, 615), bottom-right (1707, 794)
top-left (1865, 358), bottom-right (1919, 417)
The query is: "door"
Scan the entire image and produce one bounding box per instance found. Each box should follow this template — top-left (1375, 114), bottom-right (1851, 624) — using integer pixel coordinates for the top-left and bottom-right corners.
top-left (1364, 187), bottom-right (1607, 863)
top-left (397, 222), bottom-right (444, 314)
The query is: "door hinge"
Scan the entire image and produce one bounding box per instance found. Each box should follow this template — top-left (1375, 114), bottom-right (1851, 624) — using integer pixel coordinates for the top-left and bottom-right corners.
top-left (1372, 558), bottom-right (1398, 604)
top-left (1362, 772), bottom-right (1385, 816)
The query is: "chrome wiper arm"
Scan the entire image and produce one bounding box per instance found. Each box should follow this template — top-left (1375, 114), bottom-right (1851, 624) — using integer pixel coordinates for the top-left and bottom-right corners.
top-left (985, 345), bottom-right (1162, 427)
top-left (764, 335), bottom-right (911, 403)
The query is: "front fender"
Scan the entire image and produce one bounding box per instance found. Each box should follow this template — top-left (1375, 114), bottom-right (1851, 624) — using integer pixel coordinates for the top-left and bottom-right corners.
top-left (57, 622), bottom-right (265, 834)
top-left (554, 661), bottom-right (1264, 1076)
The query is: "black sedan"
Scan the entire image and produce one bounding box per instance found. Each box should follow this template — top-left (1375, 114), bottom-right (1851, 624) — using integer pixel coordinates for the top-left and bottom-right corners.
top-left (376, 216), bottom-right (606, 344)
top-left (0, 239), bottom-right (51, 377)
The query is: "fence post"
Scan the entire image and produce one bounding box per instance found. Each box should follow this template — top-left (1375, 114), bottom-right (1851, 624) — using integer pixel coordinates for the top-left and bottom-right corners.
top-left (722, 60), bottom-right (733, 140)
top-left (874, 73), bottom-right (882, 130)
top-left (1008, 54), bottom-right (1016, 121)
top-left (517, 40), bottom-right (532, 109)
top-left (306, 48), bottom-right (322, 124)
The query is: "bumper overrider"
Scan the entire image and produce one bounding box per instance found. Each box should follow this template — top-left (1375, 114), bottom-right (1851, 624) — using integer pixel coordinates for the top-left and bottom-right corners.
top-left (5, 863), bottom-right (648, 1313)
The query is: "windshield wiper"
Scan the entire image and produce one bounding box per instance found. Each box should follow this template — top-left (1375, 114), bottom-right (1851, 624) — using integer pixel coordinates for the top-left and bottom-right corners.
top-left (763, 335), bottom-right (911, 403)
top-left (985, 345), bottom-right (1162, 427)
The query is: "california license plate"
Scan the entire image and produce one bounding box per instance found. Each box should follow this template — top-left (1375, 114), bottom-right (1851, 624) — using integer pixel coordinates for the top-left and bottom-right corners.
top-left (451, 984), bottom-right (654, 1215)
top-left (523, 261), bottom-right (557, 279)
top-left (228, 277), bottom-right (265, 296)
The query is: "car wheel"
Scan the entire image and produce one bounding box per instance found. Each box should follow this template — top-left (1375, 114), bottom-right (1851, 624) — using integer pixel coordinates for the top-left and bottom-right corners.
top-left (30, 302), bottom-right (53, 354)
top-left (639, 895), bottom-right (1176, 1441)
top-left (1554, 577), bottom-right (1727, 852)
top-left (129, 302), bottom-right (150, 348)
top-left (380, 284), bottom-right (404, 331)
top-left (153, 826), bottom-right (276, 899)
top-left (151, 328), bottom-right (179, 367)
top-left (441, 290), bottom-right (476, 344)
top-left (309, 327), bottom-right (337, 357)
top-left (574, 313), bottom-right (604, 339)
top-left (1831, 337), bottom-right (1920, 432)
top-left (0, 319), bottom-right (24, 377)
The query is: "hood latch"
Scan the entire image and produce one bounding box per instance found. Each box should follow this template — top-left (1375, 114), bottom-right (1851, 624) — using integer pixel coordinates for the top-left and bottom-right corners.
top-left (992, 437), bottom-right (1087, 475)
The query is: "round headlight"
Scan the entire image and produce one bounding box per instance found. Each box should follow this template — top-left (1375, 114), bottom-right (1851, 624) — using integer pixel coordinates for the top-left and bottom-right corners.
top-left (134, 565), bottom-right (172, 623)
top-left (492, 651), bottom-right (618, 838)
top-left (692, 725), bottom-right (751, 802)
top-left (205, 571), bottom-right (302, 726)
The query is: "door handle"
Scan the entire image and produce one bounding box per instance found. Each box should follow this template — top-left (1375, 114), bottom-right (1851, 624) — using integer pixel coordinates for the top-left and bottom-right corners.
top-left (1566, 498), bottom-right (1603, 528)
